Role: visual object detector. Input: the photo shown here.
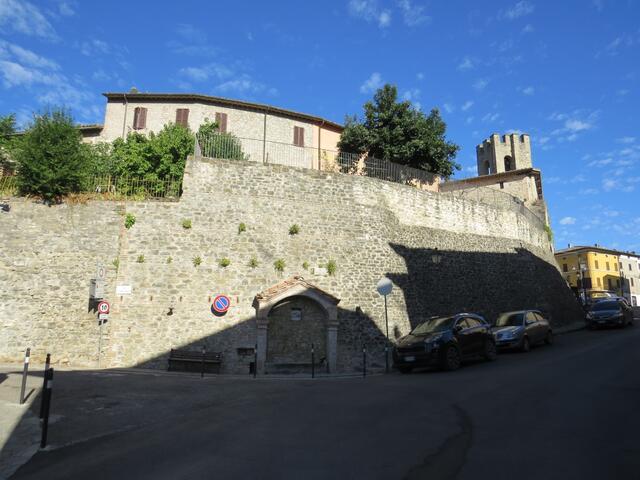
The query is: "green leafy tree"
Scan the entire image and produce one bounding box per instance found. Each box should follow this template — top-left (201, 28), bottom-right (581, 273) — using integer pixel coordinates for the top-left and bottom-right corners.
top-left (197, 119), bottom-right (246, 160)
top-left (0, 114), bottom-right (17, 174)
top-left (338, 84), bottom-right (460, 177)
top-left (15, 109), bottom-right (90, 201)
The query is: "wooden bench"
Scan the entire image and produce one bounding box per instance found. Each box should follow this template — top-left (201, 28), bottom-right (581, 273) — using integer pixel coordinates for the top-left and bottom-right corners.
top-left (167, 348), bottom-right (222, 374)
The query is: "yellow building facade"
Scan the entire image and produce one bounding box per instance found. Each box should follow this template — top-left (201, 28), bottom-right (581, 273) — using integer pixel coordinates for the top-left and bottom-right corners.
top-left (555, 246), bottom-right (621, 302)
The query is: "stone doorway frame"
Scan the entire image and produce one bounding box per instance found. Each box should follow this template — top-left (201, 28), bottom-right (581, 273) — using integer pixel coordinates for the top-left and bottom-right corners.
top-left (253, 276), bottom-right (340, 374)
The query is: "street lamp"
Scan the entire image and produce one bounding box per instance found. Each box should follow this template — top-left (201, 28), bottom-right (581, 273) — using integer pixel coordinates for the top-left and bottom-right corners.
top-left (376, 277), bottom-right (393, 373)
top-left (572, 262), bottom-right (587, 306)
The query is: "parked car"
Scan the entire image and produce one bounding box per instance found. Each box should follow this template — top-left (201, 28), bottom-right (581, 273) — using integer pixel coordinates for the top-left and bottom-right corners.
top-left (491, 310), bottom-right (553, 352)
top-left (393, 313), bottom-right (497, 373)
top-left (586, 299), bottom-right (634, 329)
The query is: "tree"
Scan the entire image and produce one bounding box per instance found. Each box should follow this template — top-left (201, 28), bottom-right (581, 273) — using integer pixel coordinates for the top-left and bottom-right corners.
top-left (15, 109), bottom-right (90, 202)
top-left (197, 119), bottom-right (246, 160)
top-left (338, 84), bottom-right (460, 177)
top-left (0, 114), bottom-right (17, 175)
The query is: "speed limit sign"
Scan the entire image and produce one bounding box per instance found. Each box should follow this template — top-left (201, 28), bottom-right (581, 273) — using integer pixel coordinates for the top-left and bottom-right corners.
top-left (97, 301), bottom-right (110, 314)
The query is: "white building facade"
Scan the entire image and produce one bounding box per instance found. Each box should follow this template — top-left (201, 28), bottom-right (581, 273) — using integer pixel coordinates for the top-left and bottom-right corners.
top-left (619, 254), bottom-right (640, 306)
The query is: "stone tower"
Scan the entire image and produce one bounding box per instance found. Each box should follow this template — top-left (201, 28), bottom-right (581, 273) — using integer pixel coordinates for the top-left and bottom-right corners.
top-left (476, 133), bottom-right (532, 176)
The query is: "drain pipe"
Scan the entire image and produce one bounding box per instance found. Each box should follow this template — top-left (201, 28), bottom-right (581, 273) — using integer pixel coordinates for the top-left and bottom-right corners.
top-left (121, 93), bottom-right (128, 140)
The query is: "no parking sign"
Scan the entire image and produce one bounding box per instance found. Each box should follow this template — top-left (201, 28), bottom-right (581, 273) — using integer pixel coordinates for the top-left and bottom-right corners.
top-left (212, 295), bottom-right (230, 315)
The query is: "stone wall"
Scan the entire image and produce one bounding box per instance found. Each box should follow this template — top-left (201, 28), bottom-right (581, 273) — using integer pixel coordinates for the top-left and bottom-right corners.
top-left (0, 156), bottom-right (584, 372)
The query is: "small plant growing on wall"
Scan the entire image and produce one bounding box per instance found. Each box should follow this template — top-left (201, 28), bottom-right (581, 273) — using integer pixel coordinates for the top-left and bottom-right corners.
top-left (238, 222), bottom-right (246, 234)
top-left (112, 258), bottom-right (119, 271)
top-left (193, 256), bottom-right (202, 267)
top-left (274, 258), bottom-right (286, 272)
top-left (288, 224), bottom-right (300, 235)
top-left (544, 225), bottom-right (553, 243)
top-left (326, 259), bottom-right (337, 276)
top-left (125, 213), bottom-right (136, 229)
top-left (167, 256), bottom-right (173, 264)
top-left (248, 257), bottom-right (259, 268)
top-left (219, 257), bottom-right (231, 268)
top-left (136, 254), bottom-right (145, 263)
top-left (182, 219), bottom-right (192, 229)
top-left (302, 261), bottom-right (309, 270)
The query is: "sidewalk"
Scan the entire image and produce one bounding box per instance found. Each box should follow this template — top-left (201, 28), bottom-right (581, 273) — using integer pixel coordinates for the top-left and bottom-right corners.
top-left (0, 370), bottom-right (43, 479)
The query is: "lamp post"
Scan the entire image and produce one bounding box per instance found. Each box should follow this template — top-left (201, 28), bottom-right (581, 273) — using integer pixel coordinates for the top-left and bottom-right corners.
top-left (376, 277), bottom-right (393, 373)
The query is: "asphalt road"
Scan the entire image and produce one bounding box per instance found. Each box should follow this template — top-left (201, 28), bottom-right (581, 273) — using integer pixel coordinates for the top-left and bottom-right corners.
top-left (11, 324), bottom-right (640, 480)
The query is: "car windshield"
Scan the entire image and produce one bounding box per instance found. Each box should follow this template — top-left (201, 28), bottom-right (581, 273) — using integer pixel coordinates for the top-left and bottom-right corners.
top-left (590, 301), bottom-right (620, 312)
top-left (411, 317), bottom-right (455, 335)
top-left (495, 312), bottom-right (524, 327)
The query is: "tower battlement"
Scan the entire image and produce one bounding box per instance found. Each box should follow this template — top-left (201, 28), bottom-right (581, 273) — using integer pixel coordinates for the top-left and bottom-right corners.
top-left (476, 133), bottom-right (532, 176)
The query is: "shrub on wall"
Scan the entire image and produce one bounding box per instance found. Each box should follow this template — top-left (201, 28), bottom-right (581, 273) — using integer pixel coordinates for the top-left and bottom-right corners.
top-left (125, 213), bottom-right (136, 229)
top-left (238, 222), bottom-right (246, 234)
top-left (136, 255), bottom-right (145, 263)
top-left (326, 259), bottom-right (337, 276)
top-left (182, 219), bottom-right (192, 229)
top-left (219, 257), bottom-right (231, 268)
top-left (274, 258), bottom-right (286, 272)
top-left (197, 120), bottom-right (247, 161)
top-left (249, 257), bottom-right (259, 268)
top-left (14, 109), bottom-right (91, 202)
top-left (288, 224), bottom-right (300, 235)
top-left (193, 256), bottom-right (202, 267)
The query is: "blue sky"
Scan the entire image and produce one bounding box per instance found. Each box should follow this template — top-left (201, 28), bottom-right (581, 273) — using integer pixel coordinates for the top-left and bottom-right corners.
top-left (0, 0), bottom-right (639, 251)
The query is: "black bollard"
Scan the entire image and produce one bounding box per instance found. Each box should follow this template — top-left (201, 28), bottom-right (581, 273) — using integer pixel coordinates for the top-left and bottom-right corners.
top-left (311, 343), bottom-right (315, 379)
top-left (19, 348), bottom-right (30, 405)
top-left (253, 343), bottom-right (257, 378)
top-left (363, 345), bottom-right (367, 378)
top-left (40, 368), bottom-right (53, 448)
top-left (39, 353), bottom-right (51, 419)
top-left (201, 345), bottom-right (206, 378)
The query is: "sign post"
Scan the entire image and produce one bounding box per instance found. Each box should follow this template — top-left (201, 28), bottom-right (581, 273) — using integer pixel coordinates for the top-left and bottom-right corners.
top-left (97, 301), bottom-right (110, 368)
top-left (376, 277), bottom-right (393, 373)
top-left (211, 295), bottom-right (231, 315)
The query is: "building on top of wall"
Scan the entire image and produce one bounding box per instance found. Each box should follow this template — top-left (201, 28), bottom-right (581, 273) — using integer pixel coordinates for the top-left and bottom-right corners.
top-left (439, 133), bottom-right (547, 223)
top-left (83, 91), bottom-right (343, 169)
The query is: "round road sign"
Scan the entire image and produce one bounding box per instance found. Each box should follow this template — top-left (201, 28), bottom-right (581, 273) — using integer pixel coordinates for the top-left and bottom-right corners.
top-left (212, 295), bottom-right (230, 314)
top-left (376, 277), bottom-right (393, 296)
top-left (97, 301), bottom-right (110, 314)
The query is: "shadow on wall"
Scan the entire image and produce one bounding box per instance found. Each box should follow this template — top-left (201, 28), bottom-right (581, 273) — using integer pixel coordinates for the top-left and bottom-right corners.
top-left (386, 244), bottom-right (584, 329)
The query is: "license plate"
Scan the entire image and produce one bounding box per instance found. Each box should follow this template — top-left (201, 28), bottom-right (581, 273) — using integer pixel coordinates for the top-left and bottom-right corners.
top-left (404, 356), bottom-right (415, 362)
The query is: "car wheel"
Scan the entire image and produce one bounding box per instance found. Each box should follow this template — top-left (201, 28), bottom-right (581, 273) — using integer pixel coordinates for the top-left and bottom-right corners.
top-left (521, 336), bottom-right (530, 353)
top-left (483, 339), bottom-right (497, 361)
top-left (398, 366), bottom-right (412, 374)
top-left (544, 331), bottom-right (553, 345)
top-left (441, 346), bottom-right (461, 371)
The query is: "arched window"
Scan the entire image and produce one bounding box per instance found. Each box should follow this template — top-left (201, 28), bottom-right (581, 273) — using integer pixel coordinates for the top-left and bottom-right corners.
top-left (484, 160), bottom-right (491, 175)
top-left (504, 155), bottom-right (513, 171)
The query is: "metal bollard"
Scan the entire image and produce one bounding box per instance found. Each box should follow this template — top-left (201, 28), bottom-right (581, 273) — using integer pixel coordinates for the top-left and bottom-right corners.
top-left (363, 345), bottom-right (367, 378)
top-left (311, 343), bottom-right (315, 379)
top-left (253, 343), bottom-right (257, 378)
top-left (40, 368), bottom-right (54, 448)
top-left (19, 348), bottom-right (30, 405)
top-left (201, 345), bottom-right (206, 378)
top-left (39, 353), bottom-right (51, 419)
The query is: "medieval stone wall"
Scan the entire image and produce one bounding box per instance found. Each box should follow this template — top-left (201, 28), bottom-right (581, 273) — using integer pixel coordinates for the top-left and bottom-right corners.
top-left (0, 156), bottom-right (584, 373)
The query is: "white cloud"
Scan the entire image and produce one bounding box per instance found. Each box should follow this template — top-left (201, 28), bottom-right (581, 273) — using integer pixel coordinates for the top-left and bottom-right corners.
top-left (602, 179), bottom-right (618, 191)
top-left (565, 119), bottom-right (592, 132)
top-left (559, 217), bottom-right (576, 225)
top-left (216, 75), bottom-right (277, 96)
top-left (580, 188), bottom-right (599, 195)
top-left (360, 72), bottom-right (383, 94)
top-left (397, 0), bottom-right (429, 26)
top-left (416, 72), bottom-right (424, 80)
top-left (348, 0), bottom-right (391, 28)
top-left (0, 0), bottom-right (57, 39)
top-left (457, 56), bottom-right (474, 71)
top-left (588, 157), bottom-right (613, 167)
top-left (443, 103), bottom-right (454, 114)
top-left (168, 23), bottom-right (218, 57)
top-left (403, 88), bottom-right (421, 102)
top-left (482, 112), bottom-right (500, 123)
top-left (80, 39), bottom-right (110, 56)
top-left (57, 1), bottom-right (75, 16)
top-left (503, 1), bottom-right (535, 20)
top-left (617, 136), bottom-right (636, 144)
top-left (473, 78), bottom-right (489, 90)
top-left (465, 116), bottom-right (474, 125)
top-left (520, 86), bottom-right (535, 95)
top-left (0, 40), bottom-right (59, 70)
top-left (522, 24), bottom-right (534, 33)
top-left (461, 100), bottom-right (474, 111)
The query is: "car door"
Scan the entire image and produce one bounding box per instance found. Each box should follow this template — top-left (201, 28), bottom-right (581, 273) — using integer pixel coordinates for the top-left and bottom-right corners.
top-left (454, 318), bottom-right (474, 357)
top-left (464, 317), bottom-right (485, 354)
top-left (524, 312), bottom-right (541, 343)
top-left (534, 312), bottom-right (549, 339)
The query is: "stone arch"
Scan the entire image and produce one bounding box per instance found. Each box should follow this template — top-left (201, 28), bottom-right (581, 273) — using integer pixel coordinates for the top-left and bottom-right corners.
top-left (504, 155), bottom-right (513, 171)
top-left (253, 277), bottom-right (340, 374)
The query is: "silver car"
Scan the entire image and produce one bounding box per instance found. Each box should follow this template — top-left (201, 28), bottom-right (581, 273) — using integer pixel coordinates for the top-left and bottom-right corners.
top-left (491, 310), bottom-right (553, 352)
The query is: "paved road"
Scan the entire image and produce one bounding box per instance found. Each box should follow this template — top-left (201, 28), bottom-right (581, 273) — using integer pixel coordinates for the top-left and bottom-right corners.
top-left (11, 325), bottom-right (640, 479)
